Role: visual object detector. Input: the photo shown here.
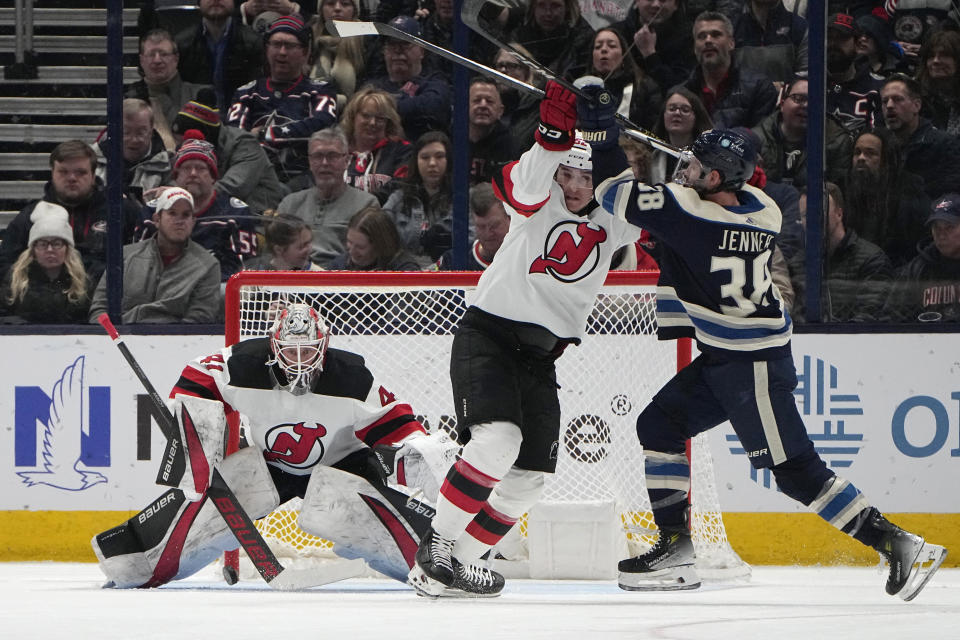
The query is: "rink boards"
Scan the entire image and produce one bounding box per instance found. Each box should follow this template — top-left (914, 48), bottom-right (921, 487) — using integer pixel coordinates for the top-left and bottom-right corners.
top-left (0, 331), bottom-right (957, 565)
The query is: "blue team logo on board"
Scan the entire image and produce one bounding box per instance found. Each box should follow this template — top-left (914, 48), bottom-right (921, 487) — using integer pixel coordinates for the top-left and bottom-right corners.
top-left (14, 356), bottom-right (111, 491)
top-left (726, 355), bottom-right (864, 489)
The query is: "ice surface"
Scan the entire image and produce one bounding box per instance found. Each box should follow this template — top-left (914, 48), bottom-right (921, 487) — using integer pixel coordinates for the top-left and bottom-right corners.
top-left (2, 563), bottom-right (957, 640)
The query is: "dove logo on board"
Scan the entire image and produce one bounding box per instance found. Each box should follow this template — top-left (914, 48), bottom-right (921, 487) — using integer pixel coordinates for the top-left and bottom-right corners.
top-left (14, 356), bottom-right (111, 491)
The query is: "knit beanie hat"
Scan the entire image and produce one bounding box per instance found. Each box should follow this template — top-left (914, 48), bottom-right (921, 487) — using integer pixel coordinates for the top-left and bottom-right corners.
top-left (171, 88), bottom-right (221, 143)
top-left (174, 130), bottom-right (219, 178)
top-left (28, 201), bottom-right (74, 247)
top-left (266, 14), bottom-right (311, 48)
top-left (154, 187), bottom-right (195, 212)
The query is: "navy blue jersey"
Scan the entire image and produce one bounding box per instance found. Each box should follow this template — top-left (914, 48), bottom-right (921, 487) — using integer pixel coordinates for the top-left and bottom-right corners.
top-left (227, 75), bottom-right (338, 179)
top-left (139, 191), bottom-right (259, 281)
top-left (593, 150), bottom-right (792, 360)
top-left (827, 65), bottom-right (883, 134)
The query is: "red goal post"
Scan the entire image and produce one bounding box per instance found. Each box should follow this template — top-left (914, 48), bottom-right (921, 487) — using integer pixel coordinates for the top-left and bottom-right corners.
top-left (222, 270), bottom-right (748, 581)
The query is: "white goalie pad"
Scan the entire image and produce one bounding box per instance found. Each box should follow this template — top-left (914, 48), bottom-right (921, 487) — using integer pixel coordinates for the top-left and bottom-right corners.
top-left (299, 466), bottom-right (434, 581)
top-left (169, 394), bottom-right (229, 501)
top-left (93, 447), bottom-right (279, 588)
top-left (391, 431), bottom-right (460, 502)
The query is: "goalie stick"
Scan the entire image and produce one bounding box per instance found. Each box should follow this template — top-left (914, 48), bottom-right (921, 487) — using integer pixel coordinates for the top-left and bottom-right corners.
top-left (96, 313), bottom-right (364, 590)
top-left (328, 20), bottom-right (681, 157)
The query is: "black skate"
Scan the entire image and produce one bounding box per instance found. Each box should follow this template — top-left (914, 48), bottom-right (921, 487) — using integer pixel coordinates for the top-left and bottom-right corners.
top-left (445, 561), bottom-right (505, 598)
top-left (408, 527), bottom-right (455, 596)
top-left (870, 512), bottom-right (948, 601)
top-left (618, 527), bottom-right (701, 591)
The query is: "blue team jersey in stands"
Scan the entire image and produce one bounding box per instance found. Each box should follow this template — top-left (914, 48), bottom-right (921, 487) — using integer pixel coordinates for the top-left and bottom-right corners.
top-left (595, 170), bottom-right (792, 360)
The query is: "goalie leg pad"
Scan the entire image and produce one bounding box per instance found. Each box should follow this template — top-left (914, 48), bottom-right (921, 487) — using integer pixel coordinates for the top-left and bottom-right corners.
top-left (169, 394), bottom-right (228, 500)
top-left (92, 447), bottom-right (279, 588)
top-left (300, 466), bottom-right (433, 581)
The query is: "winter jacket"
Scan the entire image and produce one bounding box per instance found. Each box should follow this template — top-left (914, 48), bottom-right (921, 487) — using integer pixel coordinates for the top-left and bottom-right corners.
top-left (327, 250), bottom-right (421, 271)
top-left (470, 122), bottom-right (516, 186)
top-left (732, 1), bottom-right (808, 83)
top-left (367, 72), bottom-right (452, 144)
top-left (0, 181), bottom-right (141, 284)
top-left (93, 130), bottom-right (172, 204)
top-left (124, 75), bottom-right (212, 130)
top-left (0, 262), bottom-right (91, 324)
top-left (382, 184), bottom-right (454, 265)
top-left (174, 17), bottom-right (264, 110)
top-left (88, 238), bottom-right (221, 324)
top-left (508, 16), bottom-right (595, 79)
top-left (683, 63), bottom-right (778, 129)
top-left (346, 138), bottom-right (412, 198)
top-left (215, 125), bottom-right (289, 214)
top-left (752, 111), bottom-right (853, 188)
top-left (790, 229), bottom-right (894, 323)
top-left (883, 238), bottom-right (960, 323)
top-left (611, 7), bottom-right (696, 94)
top-left (902, 119), bottom-right (960, 200)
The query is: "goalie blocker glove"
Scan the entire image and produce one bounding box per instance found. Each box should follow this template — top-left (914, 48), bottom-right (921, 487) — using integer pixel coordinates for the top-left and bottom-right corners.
top-left (574, 76), bottom-right (619, 151)
top-left (535, 80), bottom-right (578, 152)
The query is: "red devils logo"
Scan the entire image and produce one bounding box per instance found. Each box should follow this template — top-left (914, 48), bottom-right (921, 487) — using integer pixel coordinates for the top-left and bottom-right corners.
top-left (264, 422), bottom-right (327, 469)
top-left (529, 220), bottom-right (608, 282)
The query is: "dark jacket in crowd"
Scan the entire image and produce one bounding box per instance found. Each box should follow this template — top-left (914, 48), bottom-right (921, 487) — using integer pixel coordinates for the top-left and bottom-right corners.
top-left (175, 17), bottom-right (264, 110)
top-left (732, 1), bottom-right (808, 82)
top-left (902, 118), bottom-right (960, 200)
top-left (611, 7), bottom-right (696, 94)
top-left (883, 238), bottom-right (960, 323)
top-left (0, 263), bottom-right (91, 324)
top-left (367, 72), bottom-right (452, 144)
top-left (790, 229), bottom-right (894, 323)
top-left (752, 111), bottom-right (852, 188)
top-left (508, 16), bottom-right (595, 79)
top-left (0, 181), bottom-right (141, 285)
top-left (683, 63), bottom-right (778, 129)
top-left (470, 121), bottom-right (516, 186)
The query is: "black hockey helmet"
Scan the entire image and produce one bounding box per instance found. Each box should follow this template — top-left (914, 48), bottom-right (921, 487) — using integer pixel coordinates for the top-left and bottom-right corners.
top-left (687, 128), bottom-right (757, 191)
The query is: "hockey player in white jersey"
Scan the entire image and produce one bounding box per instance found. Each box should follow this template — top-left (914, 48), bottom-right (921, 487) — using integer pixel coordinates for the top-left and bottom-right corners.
top-left (575, 77), bottom-right (948, 601)
top-left (92, 304), bottom-right (456, 588)
top-left (408, 81), bottom-right (644, 598)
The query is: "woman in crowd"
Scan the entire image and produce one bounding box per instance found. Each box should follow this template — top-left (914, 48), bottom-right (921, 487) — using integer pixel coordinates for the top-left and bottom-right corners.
top-left (586, 27), bottom-right (662, 131)
top-left (310, 0), bottom-right (366, 103)
top-left (916, 30), bottom-right (960, 136)
top-left (382, 131), bottom-right (454, 266)
top-left (340, 87), bottom-right (412, 197)
top-left (329, 205), bottom-right (420, 270)
top-left (244, 212), bottom-right (323, 271)
top-left (0, 203), bottom-right (90, 323)
top-left (649, 86), bottom-right (713, 183)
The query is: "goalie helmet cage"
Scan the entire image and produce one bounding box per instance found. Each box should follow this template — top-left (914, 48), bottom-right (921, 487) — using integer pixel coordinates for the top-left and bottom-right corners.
top-left (222, 270), bottom-right (749, 581)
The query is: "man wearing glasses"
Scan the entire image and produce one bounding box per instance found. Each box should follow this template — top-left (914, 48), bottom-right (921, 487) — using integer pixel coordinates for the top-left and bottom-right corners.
top-left (276, 127), bottom-right (378, 266)
top-left (228, 14), bottom-right (339, 188)
top-left (752, 76), bottom-right (853, 188)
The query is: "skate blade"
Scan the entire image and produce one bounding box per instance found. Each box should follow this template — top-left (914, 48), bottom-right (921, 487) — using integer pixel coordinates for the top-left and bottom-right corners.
top-left (618, 565), bottom-right (701, 592)
top-left (407, 566), bottom-right (445, 599)
top-left (440, 585), bottom-right (503, 598)
top-left (899, 543), bottom-right (948, 602)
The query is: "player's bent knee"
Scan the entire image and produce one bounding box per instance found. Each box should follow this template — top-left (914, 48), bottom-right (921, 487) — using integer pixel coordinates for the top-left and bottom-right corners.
top-left (460, 420), bottom-right (524, 479)
top-left (635, 403), bottom-right (687, 454)
top-left (486, 468), bottom-right (545, 517)
top-left (217, 446), bottom-right (281, 519)
top-left (770, 445), bottom-right (833, 505)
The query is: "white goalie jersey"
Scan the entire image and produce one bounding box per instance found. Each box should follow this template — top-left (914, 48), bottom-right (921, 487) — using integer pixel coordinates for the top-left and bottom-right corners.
top-left (170, 337), bottom-right (426, 476)
top-left (476, 142), bottom-right (643, 342)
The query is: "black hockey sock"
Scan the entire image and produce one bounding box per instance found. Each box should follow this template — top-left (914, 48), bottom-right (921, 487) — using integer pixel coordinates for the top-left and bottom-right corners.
top-left (845, 507), bottom-right (885, 548)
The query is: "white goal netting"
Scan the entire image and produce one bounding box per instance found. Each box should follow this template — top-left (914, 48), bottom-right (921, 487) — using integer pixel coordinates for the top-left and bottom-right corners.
top-left (224, 271), bottom-right (748, 580)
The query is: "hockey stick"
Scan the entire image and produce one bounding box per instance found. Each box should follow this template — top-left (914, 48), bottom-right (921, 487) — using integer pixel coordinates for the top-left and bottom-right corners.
top-left (96, 313), bottom-right (364, 590)
top-left (458, 0), bottom-right (681, 157)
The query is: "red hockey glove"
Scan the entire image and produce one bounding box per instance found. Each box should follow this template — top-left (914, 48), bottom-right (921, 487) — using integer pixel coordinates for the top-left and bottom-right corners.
top-left (536, 80), bottom-right (577, 151)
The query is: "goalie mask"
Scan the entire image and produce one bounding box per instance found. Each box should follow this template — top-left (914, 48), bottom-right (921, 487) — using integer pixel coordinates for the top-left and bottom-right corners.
top-left (267, 304), bottom-right (330, 394)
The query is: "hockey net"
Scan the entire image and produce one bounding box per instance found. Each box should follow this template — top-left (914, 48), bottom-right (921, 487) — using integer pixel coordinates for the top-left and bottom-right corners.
top-left (223, 271), bottom-right (749, 580)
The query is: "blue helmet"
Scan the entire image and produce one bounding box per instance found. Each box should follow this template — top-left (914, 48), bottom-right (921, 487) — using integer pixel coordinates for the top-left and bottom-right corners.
top-left (690, 129), bottom-right (757, 191)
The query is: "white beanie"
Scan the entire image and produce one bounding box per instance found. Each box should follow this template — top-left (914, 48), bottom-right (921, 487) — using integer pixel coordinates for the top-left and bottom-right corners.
top-left (28, 202), bottom-right (74, 247)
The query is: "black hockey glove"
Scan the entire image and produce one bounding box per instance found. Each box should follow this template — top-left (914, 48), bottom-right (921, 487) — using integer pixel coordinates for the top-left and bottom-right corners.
top-left (536, 80), bottom-right (578, 151)
top-left (574, 76), bottom-right (619, 151)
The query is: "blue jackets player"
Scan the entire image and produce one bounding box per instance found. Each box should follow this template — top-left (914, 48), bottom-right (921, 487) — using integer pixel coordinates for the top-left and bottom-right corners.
top-left (575, 76), bottom-right (947, 601)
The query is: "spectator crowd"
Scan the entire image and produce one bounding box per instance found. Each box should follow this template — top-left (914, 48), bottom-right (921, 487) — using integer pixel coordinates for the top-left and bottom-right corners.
top-left (1, 0), bottom-right (959, 325)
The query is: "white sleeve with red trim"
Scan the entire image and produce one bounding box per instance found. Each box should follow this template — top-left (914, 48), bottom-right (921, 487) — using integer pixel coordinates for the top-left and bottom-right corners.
top-left (351, 381), bottom-right (426, 450)
top-left (492, 143), bottom-right (565, 218)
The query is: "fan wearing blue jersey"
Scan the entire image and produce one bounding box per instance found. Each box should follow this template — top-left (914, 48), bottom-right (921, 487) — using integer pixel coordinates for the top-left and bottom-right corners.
top-left (575, 76), bottom-right (947, 601)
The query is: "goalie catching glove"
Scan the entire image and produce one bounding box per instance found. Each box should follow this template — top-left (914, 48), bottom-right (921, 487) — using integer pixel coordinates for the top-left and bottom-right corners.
top-left (536, 80), bottom-right (578, 151)
top-left (574, 76), bottom-right (619, 151)
top-left (376, 430), bottom-right (459, 502)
